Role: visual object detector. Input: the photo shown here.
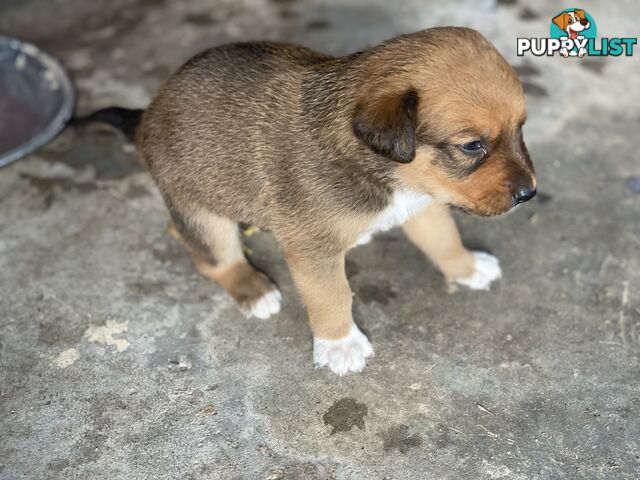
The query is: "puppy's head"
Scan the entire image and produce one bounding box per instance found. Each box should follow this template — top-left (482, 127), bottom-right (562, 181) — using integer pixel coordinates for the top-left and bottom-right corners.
top-left (352, 27), bottom-right (536, 216)
top-left (552, 10), bottom-right (590, 34)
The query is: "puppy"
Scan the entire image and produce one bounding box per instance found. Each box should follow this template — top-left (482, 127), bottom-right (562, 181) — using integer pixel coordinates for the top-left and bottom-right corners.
top-left (86, 27), bottom-right (536, 375)
top-left (553, 9), bottom-right (591, 57)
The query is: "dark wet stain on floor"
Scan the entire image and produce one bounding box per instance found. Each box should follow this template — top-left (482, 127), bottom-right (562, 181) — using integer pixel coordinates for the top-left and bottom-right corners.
top-left (345, 258), bottom-right (360, 279)
top-left (522, 81), bottom-right (548, 97)
top-left (580, 59), bottom-right (607, 74)
top-left (42, 129), bottom-right (142, 179)
top-left (21, 174), bottom-right (97, 194)
top-left (152, 241), bottom-right (186, 264)
top-left (183, 12), bottom-right (218, 26)
top-left (355, 281), bottom-right (397, 305)
top-left (37, 315), bottom-right (86, 347)
top-left (21, 173), bottom-right (97, 208)
top-left (127, 280), bottom-right (169, 295)
top-left (323, 398), bottom-right (368, 435)
top-left (380, 424), bottom-right (423, 453)
top-left (519, 7), bottom-right (539, 20)
top-left (279, 9), bottom-right (299, 19)
top-left (306, 19), bottom-right (330, 30)
top-left (125, 183), bottom-right (152, 199)
top-left (514, 63), bottom-right (540, 77)
top-left (535, 191), bottom-right (553, 204)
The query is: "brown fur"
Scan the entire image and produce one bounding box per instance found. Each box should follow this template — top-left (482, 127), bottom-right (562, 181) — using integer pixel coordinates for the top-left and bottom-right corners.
top-left (135, 28), bottom-right (535, 341)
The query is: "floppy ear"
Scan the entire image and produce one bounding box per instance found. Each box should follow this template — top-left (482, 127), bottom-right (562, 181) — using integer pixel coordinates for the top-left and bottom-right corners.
top-left (552, 12), bottom-right (569, 31)
top-left (574, 9), bottom-right (586, 20)
top-left (352, 88), bottom-right (419, 163)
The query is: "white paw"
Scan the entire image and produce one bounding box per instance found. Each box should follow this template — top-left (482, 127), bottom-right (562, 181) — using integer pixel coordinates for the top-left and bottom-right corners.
top-left (313, 325), bottom-right (374, 376)
top-left (454, 251), bottom-right (502, 291)
top-left (248, 289), bottom-right (282, 319)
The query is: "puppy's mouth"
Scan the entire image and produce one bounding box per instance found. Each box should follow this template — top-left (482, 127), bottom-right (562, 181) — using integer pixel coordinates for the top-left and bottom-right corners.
top-left (448, 203), bottom-right (512, 218)
top-left (568, 24), bottom-right (588, 37)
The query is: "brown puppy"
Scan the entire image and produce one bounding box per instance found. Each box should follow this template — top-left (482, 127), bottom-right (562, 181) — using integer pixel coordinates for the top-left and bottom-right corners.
top-left (99, 27), bottom-right (536, 375)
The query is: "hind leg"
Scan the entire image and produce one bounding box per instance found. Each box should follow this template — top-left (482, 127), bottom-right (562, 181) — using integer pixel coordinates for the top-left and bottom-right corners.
top-left (169, 205), bottom-right (281, 319)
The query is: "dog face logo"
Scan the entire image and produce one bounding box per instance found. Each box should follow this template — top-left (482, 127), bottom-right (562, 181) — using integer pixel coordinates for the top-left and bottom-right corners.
top-left (553, 9), bottom-right (590, 39)
top-left (550, 8), bottom-right (597, 57)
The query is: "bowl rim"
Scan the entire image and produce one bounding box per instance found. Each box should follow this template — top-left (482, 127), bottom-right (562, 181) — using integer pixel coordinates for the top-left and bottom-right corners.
top-left (0, 36), bottom-right (75, 168)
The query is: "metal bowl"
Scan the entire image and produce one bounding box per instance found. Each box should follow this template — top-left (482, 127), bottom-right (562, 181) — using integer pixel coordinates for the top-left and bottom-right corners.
top-left (0, 37), bottom-right (75, 168)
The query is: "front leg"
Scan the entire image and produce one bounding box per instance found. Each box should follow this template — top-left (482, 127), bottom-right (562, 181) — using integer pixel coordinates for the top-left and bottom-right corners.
top-left (402, 203), bottom-right (502, 290)
top-left (284, 247), bottom-right (373, 375)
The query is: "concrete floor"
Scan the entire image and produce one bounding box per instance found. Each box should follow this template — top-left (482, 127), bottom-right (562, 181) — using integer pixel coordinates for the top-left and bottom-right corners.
top-left (1, 0), bottom-right (639, 478)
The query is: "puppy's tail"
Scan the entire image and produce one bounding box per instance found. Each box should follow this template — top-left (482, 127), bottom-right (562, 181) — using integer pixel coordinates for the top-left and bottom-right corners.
top-left (70, 107), bottom-right (144, 142)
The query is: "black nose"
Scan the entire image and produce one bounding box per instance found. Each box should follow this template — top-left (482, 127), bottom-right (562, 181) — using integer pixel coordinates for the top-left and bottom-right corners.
top-left (580, 19), bottom-right (589, 26)
top-left (512, 187), bottom-right (537, 206)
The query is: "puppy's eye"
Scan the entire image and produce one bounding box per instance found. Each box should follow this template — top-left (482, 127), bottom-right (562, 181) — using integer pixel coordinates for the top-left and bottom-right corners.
top-left (459, 140), bottom-right (487, 155)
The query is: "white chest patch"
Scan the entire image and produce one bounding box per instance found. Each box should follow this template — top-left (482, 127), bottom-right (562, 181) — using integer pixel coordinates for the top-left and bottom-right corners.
top-left (356, 189), bottom-right (432, 245)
